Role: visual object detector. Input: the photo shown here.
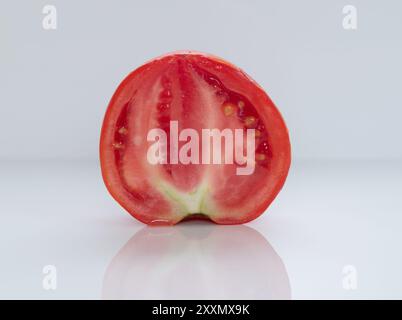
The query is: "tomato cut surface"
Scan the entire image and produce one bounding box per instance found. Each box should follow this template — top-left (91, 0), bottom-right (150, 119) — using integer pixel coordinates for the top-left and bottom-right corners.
top-left (100, 51), bottom-right (291, 225)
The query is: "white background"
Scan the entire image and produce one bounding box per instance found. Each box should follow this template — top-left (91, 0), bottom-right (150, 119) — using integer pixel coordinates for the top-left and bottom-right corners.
top-left (2, 0), bottom-right (402, 160)
top-left (0, 0), bottom-right (401, 299)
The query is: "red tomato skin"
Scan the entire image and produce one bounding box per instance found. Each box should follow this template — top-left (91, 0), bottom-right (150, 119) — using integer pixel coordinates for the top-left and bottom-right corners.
top-left (100, 51), bottom-right (291, 225)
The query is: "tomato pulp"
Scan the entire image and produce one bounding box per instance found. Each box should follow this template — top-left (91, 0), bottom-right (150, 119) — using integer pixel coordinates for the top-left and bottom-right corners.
top-left (100, 52), bottom-right (291, 225)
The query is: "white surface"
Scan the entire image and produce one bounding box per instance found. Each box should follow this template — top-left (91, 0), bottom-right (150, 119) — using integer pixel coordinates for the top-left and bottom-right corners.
top-left (0, 159), bottom-right (401, 299)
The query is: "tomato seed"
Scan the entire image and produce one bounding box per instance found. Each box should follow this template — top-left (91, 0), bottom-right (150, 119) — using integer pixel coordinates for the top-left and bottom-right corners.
top-left (222, 103), bottom-right (235, 116)
top-left (112, 142), bottom-right (124, 149)
top-left (244, 116), bottom-right (256, 127)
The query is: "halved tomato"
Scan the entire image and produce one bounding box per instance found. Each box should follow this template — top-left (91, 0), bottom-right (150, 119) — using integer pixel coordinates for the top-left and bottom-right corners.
top-left (100, 51), bottom-right (291, 225)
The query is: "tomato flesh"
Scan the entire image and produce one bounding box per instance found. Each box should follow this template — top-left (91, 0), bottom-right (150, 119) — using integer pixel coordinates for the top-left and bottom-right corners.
top-left (100, 52), bottom-right (291, 225)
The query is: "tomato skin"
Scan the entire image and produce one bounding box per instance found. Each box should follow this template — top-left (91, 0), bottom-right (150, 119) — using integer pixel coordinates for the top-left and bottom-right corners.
top-left (100, 51), bottom-right (291, 225)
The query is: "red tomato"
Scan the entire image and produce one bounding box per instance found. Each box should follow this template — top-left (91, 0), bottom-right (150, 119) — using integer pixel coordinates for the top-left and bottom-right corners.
top-left (100, 51), bottom-right (291, 225)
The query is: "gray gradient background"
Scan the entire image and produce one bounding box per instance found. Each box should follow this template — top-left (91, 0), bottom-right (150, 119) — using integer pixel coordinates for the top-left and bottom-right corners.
top-left (1, 0), bottom-right (402, 299)
top-left (1, 0), bottom-right (401, 161)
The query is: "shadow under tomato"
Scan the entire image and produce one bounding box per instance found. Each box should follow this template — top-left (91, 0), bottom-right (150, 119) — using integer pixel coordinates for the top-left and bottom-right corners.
top-left (102, 221), bottom-right (291, 299)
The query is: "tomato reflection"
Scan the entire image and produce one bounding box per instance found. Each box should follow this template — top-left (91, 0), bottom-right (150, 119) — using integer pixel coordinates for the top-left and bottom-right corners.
top-left (102, 221), bottom-right (291, 299)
